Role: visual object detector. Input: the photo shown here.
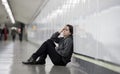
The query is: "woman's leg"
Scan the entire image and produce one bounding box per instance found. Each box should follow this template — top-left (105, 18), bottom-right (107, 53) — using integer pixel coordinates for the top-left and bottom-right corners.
top-left (45, 39), bottom-right (66, 66)
top-left (35, 52), bottom-right (47, 64)
top-left (32, 39), bottom-right (66, 65)
top-left (23, 39), bottom-right (66, 65)
top-left (22, 39), bottom-right (55, 64)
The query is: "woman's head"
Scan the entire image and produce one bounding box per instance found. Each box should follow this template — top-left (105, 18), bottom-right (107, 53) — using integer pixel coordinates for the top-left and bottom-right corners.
top-left (63, 24), bottom-right (73, 37)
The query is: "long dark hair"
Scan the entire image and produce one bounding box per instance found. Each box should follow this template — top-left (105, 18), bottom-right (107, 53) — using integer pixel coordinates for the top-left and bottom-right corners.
top-left (66, 24), bottom-right (73, 36)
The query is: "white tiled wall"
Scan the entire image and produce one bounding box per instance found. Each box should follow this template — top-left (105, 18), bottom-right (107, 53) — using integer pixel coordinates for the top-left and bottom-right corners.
top-left (27, 0), bottom-right (120, 65)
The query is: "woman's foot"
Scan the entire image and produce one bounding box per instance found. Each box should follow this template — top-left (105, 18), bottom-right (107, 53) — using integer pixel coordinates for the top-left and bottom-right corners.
top-left (22, 60), bottom-right (45, 65)
top-left (22, 61), bottom-right (36, 64)
top-left (22, 56), bottom-right (36, 65)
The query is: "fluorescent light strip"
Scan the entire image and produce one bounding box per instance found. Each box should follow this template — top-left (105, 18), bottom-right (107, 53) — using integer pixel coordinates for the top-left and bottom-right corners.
top-left (2, 0), bottom-right (15, 24)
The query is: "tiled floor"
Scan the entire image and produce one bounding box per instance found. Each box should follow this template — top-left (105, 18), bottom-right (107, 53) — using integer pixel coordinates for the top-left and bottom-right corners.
top-left (0, 40), bottom-right (86, 74)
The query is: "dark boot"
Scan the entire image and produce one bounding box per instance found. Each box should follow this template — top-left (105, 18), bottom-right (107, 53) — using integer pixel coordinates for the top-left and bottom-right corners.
top-left (22, 55), bottom-right (37, 65)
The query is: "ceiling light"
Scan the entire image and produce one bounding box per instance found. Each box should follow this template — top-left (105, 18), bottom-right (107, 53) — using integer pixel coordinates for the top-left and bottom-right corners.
top-left (2, 0), bottom-right (15, 24)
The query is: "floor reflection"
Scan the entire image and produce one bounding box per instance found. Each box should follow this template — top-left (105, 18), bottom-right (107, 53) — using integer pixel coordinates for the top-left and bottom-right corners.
top-left (49, 66), bottom-right (71, 74)
top-left (26, 65), bottom-right (46, 74)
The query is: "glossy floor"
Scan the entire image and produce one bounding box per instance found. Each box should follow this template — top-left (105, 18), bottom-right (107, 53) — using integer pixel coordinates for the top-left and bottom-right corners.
top-left (0, 41), bottom-right (86, 74)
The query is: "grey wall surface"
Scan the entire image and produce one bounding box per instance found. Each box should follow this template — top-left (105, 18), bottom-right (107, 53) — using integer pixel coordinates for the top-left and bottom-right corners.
top-left (27, 0), bottom-right (120, 65)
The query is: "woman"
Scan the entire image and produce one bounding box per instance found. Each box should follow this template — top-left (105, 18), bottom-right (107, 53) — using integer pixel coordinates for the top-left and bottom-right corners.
top-left (22, 24), bottom-right (73, 66)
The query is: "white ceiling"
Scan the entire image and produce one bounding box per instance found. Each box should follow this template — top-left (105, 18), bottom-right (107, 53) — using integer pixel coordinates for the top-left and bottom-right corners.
top-left (0, 0), bottom-right (47, 25)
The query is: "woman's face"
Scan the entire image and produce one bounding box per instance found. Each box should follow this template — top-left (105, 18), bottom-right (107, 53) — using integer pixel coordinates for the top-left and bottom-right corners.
top-left (63, 26), bottom-right (71, 37)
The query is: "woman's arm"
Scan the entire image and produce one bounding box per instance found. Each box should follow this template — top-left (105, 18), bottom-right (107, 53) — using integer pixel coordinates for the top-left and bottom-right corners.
top-left (50, 32), bottom-right (60, 39)
top-left (50, 28), bottom-right (64, 43)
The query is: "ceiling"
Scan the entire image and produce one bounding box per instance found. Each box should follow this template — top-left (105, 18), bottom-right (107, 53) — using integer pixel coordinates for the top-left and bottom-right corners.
top-left (0, 0), bottom-right (11, 24)
top-left (0, 0), bottom-right (47, 25)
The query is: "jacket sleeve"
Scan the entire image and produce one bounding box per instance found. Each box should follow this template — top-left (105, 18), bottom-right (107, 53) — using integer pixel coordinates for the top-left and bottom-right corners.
top-left (59, 38), bottom-right (73, 57)
top-left (50, 32), bottom-right (61, 43)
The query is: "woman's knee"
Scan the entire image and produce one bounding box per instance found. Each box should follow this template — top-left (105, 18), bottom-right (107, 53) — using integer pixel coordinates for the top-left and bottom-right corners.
top-left (46, 39), bottom-right (53, 42)
top-left (46, 39), bottom-right (55, 47)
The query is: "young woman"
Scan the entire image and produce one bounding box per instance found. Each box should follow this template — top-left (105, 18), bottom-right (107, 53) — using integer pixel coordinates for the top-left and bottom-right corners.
top-left (22, 24), bottom-right (73, 66)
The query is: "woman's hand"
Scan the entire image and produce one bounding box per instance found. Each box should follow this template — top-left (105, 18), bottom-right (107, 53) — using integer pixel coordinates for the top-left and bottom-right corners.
top-left (59, 28), bottom-right (64, 34)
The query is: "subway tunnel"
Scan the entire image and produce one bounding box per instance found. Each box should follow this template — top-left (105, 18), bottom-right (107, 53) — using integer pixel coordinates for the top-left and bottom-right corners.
top-left (0, 0), bottom-right (120, 74)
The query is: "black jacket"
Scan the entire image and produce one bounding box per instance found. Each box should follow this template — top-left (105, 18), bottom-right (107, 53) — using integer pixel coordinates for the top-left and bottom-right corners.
top-left (51, 32), bottom-right (73, 63)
